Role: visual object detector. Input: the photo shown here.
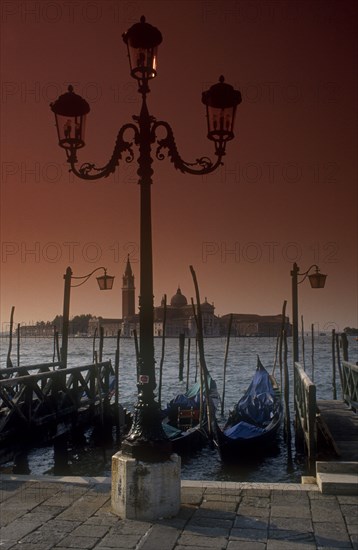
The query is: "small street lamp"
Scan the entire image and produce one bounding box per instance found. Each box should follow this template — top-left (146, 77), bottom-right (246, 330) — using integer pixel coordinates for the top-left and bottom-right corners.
top-left (61, 266), bottom-right (114, 368)
top-left (291, 262), bottom-right (327, 365)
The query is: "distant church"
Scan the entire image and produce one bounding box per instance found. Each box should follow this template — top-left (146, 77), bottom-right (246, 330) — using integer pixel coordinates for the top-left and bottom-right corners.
top-left (88, 256), bottom-right (220, 337)
top-left (88, 257), bottom-right (290, 338)
top-left (122, 255), bottom-right (135, 318)
top-left (154, 288), bottom-right (220, 337)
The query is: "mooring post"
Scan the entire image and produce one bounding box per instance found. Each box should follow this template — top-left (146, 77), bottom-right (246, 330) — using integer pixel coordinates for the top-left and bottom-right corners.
top-left (179, 333), bottom-right (185, 381)
top-left (340, 332), bottom-right (349, 361)
top-left (61, 267), bottom-right (72, 369)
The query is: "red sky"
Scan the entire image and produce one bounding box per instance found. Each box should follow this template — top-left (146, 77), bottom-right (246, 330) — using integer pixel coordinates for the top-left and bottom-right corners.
top-left (1, 0), bottom-right (357, 333)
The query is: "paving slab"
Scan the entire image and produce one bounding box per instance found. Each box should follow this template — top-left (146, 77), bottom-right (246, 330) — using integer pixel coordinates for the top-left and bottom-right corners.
top-left (1, 475), bottom-right (357, 550)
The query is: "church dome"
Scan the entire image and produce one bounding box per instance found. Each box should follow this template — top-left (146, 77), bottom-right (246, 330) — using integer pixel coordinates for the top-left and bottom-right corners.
top-left (170, 287), bottom-right (188, 307)
top-left (201, 297), bottom-right (214, 310)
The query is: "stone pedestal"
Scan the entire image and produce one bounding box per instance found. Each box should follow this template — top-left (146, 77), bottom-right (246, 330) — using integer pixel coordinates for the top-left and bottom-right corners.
top-left (111, 451), bottom-right (181, 520)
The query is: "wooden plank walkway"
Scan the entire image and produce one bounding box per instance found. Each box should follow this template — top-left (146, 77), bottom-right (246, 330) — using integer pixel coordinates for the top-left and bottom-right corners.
top-left (317, 400), bottom-right (358, 461)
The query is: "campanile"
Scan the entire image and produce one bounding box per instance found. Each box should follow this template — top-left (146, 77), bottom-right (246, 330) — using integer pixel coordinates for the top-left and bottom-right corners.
top-left (122, 255), bottom-right (135, 318)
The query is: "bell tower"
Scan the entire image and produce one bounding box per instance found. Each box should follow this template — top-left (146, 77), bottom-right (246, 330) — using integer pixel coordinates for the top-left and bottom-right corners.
top-left (122, 255), bottom-right (135, 318)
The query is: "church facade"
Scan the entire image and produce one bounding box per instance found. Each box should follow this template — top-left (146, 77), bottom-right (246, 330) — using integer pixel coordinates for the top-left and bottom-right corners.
top-left (153, 288), bottom-right (220, 337)
top-left (88, 257), bottom-right (291, 338)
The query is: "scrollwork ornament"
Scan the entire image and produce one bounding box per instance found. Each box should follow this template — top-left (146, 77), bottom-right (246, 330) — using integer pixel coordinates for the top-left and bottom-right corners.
top-left (69, 124), bottom-right (138, 180)
top-left (152, 120), bottom-right (223, 175)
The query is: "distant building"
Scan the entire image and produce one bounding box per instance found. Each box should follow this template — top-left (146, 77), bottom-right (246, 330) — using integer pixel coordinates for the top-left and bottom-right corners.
top-left (154, 288), bottom-right (220, 337)
top-left (122, 255), bottom-right (135, 318)
top-left (120, 254), bottom-right (138, 337)
top-left (220, 313), bottom-right (291, 337)
top-left (87, 258), bottom-right (291, 338)
top-left (19, 323), bottom-right (54, 338)
top-left (87, 317), bottom-right (121, 337)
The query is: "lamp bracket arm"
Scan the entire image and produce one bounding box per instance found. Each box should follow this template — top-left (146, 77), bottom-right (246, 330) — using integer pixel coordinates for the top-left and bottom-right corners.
top-left (297, 264), bottom-right (320, 284)
top-left (68, 123), bottom-right (139, 180)
top-left (70, 266), bottom-right (107, 287)
top-left (152, 121), bottom-right (223, 175)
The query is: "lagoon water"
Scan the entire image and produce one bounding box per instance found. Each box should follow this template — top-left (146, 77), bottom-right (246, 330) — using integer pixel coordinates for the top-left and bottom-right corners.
top-left (1, 334), bottom-right (356, 482)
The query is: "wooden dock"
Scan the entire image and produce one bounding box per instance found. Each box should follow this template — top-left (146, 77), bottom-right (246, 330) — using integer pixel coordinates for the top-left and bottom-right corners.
top-left (294, 360), bottom-right (358, 470)
top-left (0, 360), bottom-right (122, 461)
top-left (317, 400), bottom-right (358, 461)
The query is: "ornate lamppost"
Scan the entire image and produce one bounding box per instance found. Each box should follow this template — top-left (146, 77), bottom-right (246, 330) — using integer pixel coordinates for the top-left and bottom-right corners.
top-left (61, 266), bottom-right (114, 368)
top-left (291, 262), bottom-right (327, 365)
top-left (51, 16), bottom-right (241, 462)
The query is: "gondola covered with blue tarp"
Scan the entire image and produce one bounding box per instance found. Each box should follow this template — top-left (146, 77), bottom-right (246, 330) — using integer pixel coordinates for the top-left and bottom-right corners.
top-left (212, 356), bottom-right (282, 461)
top-left (161, 376), bottom-right (219, 454)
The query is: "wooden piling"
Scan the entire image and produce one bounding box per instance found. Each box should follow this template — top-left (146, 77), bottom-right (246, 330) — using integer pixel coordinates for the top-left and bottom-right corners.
top-left (274, 300), bottom-right (287, 390)
top-left (301, 315), bottom-right (306, 370)
top-left (7, 306), bottom-right (15, 368)
top-left (340, 332), bottom-right (349, 361)
top-left (158, 294), bottom-right (167, 408)
top-left (311, 323), bottom-right (315, 382)
top-left (133, 329), bottom-right (140, 380)
top-left (332, 329), bottom-right (337, 400)
top-left (190, 265), bottom-right (213, 435)
top-left (115, 329), bottom-right (121, 427)
top-left (99, 326), bottom-right (104, 363)
top-left (195, 336), bottom-right (199, 383)
top-left (283, 329), bottom-right (291, 444)
top-left (221, 313), bottom-right (233, 416)
top-left (92, 328), bottom-right (97, 363)
top-left (179, 333), bottom-right (185, 381)
top-left (335, 332), bottom-right (343, 393)
top-left (95, 356), bottom-right (104, 427)
top-left (17, 323), bottom-right (20, 367)
top-left (53, 326), bottom-right (61, 362)
top-left (273, 333), bottom-right (280, 385)
top-left (186, 338), bottom-right (191, 392)
top-left (276, 300), bottom-right (291, 443)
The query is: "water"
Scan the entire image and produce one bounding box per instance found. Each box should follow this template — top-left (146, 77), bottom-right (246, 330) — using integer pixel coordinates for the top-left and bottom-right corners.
top-left (1, 334), bottom-right (356, 482)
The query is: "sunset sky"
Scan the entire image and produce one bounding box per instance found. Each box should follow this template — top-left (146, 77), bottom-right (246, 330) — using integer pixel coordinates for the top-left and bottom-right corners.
top-left (1, 0), bottom-right (357, 334)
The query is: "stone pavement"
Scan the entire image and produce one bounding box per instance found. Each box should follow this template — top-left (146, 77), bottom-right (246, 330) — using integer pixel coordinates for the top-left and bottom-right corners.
top-left (0, 475), bottom-right (357, 549)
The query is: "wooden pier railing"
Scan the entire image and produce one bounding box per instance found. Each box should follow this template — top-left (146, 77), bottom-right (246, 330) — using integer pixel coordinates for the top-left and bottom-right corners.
top-left (294, 360), bottom-right (358, 469)
top-left (293, 361), bottom-right (317, 469)
top-left (341, 361), bottom-right (358, 411)
top-left (0, 361), bottom-right (114, 445)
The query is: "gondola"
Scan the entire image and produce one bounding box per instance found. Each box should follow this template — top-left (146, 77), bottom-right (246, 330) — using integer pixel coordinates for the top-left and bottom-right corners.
top-left (212, 356), bottom-right (282, 461)
top-left (161, 376), bottom-right (219, 454)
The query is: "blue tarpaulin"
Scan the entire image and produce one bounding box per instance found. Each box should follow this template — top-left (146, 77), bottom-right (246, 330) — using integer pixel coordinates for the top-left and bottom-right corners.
top-left (163, 376), bottom-right (218, 417)
top-left (224, 421), bottom-right (266, 439)
top-left (230, 357), bottom-right (276, 428)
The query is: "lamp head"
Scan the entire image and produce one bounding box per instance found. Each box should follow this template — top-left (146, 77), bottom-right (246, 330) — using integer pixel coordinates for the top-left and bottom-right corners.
top-left (308, 267), bottom-right (327, 289)
top-left (123, 16), bottom-right (162, 82)
top-left (50, 85), bottom-right (90, 151)
top-left (202, 76), bottom-right (242, 154)
top-left (97, 270), bottom-right (115, 290)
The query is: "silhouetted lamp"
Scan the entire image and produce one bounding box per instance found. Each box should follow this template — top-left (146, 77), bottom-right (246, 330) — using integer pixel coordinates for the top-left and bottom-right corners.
top-left (308, 266), bottom-right (327, 289)
top-left (202, 76), bottom-right (242, 155)
top-left (122, 15), bottom-right (162, 83)
top-left (50, 85), bottom-right (90, 152)
top-left (96, 269), bottom-right (115, 290)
